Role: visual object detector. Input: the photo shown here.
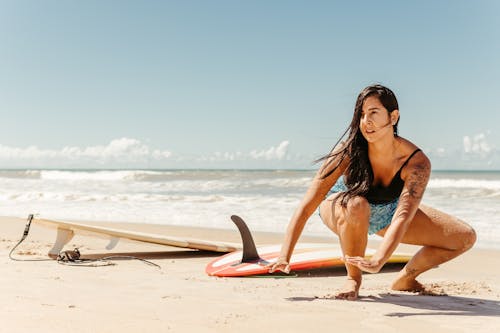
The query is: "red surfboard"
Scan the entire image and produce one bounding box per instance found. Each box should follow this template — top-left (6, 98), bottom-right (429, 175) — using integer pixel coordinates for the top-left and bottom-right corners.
top-left (205, 216), bottom-right (412, 277)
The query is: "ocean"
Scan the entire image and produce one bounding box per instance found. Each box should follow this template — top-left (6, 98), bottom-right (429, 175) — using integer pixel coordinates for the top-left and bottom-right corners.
top-left (0, 169), bottom-right (498, 249)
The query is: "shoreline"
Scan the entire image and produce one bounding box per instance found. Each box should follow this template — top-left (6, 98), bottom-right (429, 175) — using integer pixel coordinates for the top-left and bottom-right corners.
top-left (2, 216), bottom-right (499, 332)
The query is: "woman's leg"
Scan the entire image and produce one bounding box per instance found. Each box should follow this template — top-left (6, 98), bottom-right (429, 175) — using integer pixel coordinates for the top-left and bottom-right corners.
top-left (376, 204), bottom-right (476, 291)
top-left (320, 195), bottom-right (371, 300)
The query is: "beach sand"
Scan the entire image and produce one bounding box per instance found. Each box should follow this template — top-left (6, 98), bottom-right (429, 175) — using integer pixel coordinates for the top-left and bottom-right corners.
top-left (1, 216), bottom-right (499, 332)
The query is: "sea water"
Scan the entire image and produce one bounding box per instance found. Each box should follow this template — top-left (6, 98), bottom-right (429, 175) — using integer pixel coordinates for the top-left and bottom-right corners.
top-left (0, 169), bottom-right (498, 249)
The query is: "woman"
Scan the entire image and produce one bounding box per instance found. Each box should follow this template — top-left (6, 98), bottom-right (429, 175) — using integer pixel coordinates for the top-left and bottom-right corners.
top-left (268, 84), bottom-right (476, 300)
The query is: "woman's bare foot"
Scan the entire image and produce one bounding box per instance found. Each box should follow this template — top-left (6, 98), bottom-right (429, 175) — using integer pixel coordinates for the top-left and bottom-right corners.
top-left (391, 274), bottom-right (425, 292)
top-left (335, 278), bottom-right (361, 300)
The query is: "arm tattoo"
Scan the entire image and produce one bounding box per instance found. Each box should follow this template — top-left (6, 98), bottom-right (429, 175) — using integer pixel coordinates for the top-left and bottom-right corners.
top-left (405, 163), bottom-right (430, 200)
top-left (393, 162), bottom-right (430, 222)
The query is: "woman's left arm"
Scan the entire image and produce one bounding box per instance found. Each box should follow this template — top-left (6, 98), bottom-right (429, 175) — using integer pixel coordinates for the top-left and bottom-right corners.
top-left (345, 152), bottom-right (431, 273)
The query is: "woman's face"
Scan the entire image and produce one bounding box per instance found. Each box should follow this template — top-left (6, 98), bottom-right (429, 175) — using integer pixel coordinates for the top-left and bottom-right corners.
top-left (359, 95), bottom-right (398, 142)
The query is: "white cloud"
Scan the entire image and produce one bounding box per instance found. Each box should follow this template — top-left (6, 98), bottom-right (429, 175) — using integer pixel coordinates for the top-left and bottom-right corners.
top-left (152, 149), bottom-right (172, 160)
top-left (436, 147), bottom-right (446, 156)
top-left (463, 133), bottom-right (493, 156)
top-left (410, 132), bottom-right (500, 170)
top-left (59, 138), bottom-right (152, 159)
top-left (0, 139), bottom-right (298, 168)
top-left (249, 141), bottom-right (290, 160)
top-left (202, 141), bottom-right (291, 162)
top-left (0, 138), bottom-right (172, 167)
top-left (463, 136), bottom-right (471, 153)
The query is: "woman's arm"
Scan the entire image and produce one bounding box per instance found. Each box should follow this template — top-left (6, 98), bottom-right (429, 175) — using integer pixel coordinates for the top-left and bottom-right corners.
top-left (269, 152), bottom-right (348, 273)
top-left (346, 151), bottom-right (431, 272)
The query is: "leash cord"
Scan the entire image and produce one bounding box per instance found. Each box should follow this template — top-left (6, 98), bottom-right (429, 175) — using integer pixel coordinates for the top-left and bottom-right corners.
top-left (56, 250), bottom-right (161, 269)
top-left (9, 215), bottom-right (161, 269)
top-left (9, 214), bottom-right (52, 262)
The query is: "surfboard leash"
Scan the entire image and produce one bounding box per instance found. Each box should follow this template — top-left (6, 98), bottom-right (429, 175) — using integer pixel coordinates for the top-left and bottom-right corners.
top-left (8, 214), bottom-right (52, 262)
top-left (9, 214), bottom-right (161, 269)
top-left (56, 248), bottom-right (161, 269)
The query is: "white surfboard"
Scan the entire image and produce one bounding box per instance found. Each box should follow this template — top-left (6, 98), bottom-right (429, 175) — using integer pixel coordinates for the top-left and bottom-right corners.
top-left (25, 215), bottom-right (242, 257)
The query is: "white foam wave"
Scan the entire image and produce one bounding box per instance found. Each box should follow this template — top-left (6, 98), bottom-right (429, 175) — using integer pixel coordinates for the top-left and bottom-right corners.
top-left (428, 178), bottom-right (500, 190)
top-left (0, 190), bottom-right (256, 204)
top-left (0, 169), bottom-right (313, 186)
top-left (39, 170), bottom-right (168, 181)
top-left (0, 170), bottom-right (41, 179)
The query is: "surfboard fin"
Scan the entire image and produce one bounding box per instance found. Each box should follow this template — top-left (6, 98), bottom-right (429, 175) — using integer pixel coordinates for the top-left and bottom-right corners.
top-left (48, 227), bottom-right (75, 258)
top-left (105, 237), bottom-right (120, 250)
top-left (230, 215), bottom-right (266, 264)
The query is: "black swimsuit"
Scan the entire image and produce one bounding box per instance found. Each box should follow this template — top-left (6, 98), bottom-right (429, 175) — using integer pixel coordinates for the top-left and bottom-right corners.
top-left (365, 149), bottom-right (422, 204)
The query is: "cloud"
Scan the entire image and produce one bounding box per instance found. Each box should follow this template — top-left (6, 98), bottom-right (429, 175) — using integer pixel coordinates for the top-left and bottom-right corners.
top-left (202, 141), bottom-right (291, 162)
top-left (0, 139), bottom-right (297, 168)
top-left (61, 138), bottom-right (151, 159)
top-left (0, 138), bottom-right (172, 167)
top-left (249, 141), bottom-right (289, 160)
top-left (413, 131), bottom-right (500, 170)
top-left (426, 132), bottom-right (499, 170)
top-left (463, 133), bottom-right (492, 155)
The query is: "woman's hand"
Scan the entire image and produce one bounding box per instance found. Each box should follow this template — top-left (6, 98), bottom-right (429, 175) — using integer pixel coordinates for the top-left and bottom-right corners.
top-left (343, 256), bottom-right (383, 274)
top-left (267, 258), bottom-right (291, 274)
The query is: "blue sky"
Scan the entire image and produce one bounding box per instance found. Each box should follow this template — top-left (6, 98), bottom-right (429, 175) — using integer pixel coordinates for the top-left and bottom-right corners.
top-left (0, 0), bottom-right (499, 169)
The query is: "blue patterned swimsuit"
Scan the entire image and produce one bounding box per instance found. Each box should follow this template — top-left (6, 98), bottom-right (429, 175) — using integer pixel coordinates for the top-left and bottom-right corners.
top-left (319, 149), bottom-right (421, 235)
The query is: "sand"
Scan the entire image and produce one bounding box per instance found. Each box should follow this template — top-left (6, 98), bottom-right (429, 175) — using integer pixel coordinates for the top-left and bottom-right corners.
top-left (1, 216), bottom-right (499, 332)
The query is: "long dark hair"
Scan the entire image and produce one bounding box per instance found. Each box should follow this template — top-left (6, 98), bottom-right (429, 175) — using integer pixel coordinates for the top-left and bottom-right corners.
top-left (317, 84), bottom-right (399, 206)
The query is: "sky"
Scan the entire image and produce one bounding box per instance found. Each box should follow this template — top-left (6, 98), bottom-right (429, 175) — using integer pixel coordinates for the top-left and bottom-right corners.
top-left (0, 0), bottom-right (499, 170)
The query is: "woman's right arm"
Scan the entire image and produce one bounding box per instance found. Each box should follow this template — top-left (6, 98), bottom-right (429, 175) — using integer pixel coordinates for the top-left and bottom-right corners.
top-left (269, 151), bottom-right (348, 273)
